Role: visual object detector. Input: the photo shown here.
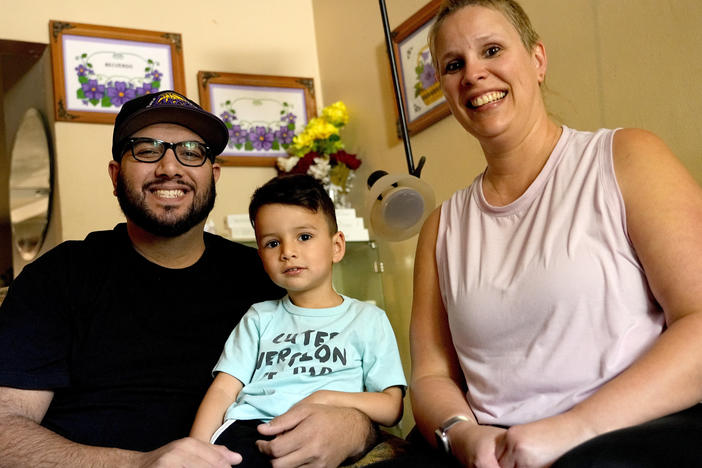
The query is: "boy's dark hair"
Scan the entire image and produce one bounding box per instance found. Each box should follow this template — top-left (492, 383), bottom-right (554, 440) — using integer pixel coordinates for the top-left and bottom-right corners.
top-left (249, 174), bottom-right (338, 233)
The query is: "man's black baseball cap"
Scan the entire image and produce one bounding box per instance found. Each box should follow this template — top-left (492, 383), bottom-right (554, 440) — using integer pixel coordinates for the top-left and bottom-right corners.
top-left (111, 90), bottom-right (229, 161)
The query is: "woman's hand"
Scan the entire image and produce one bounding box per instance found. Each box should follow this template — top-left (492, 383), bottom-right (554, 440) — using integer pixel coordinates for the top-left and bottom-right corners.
top-left (451, 423), bottom-right (505, 468)
top-left (494, 413), bottom-right (594, 468)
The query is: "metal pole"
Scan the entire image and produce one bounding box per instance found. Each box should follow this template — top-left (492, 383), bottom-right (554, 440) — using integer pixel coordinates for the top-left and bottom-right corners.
top-left (378, 0), bottom-right (417, 175)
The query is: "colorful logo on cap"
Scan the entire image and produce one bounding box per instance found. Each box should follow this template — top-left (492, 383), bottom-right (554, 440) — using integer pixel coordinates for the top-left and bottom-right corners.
top-left (150, 92), bottom-right (194, 108)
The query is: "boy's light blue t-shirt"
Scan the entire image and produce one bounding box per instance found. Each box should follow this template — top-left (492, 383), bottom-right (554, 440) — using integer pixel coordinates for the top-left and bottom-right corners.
top-left (213, 295), bottom-right (407, 422)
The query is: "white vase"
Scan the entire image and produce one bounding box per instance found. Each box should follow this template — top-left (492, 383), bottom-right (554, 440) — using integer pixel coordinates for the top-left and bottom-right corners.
top-left (326, 173), bottom-right (354, 209)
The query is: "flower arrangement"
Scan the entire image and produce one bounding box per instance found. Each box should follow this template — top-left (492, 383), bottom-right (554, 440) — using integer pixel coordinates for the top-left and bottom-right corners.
top-left (276, 101), bottom-right (361, 207)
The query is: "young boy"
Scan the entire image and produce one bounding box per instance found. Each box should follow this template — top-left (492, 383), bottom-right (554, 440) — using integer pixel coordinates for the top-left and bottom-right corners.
top-left (190, 174), bottom-right (406, 466)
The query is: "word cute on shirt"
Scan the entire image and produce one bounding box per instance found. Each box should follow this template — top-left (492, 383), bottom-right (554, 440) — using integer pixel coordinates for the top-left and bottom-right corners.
top-left (256, 329), bottom-right (347, 380)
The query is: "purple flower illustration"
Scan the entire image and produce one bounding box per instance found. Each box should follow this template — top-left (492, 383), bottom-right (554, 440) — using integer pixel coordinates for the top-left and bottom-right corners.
top-left (107, 81), bottom-right (136, 106)
top-left (229, 125), bottom-right (248, 146)
top-left (249, 126), bottom-right (274, 150)
top-left (275, 126), bottom-right (294, 145)
top-left (420, 62), bottom-right (437, 89)
top-left (148, 69), bottom-right (163, 82)
top-left (75, 64), bottom-right (90, 76)
top-left (82, 80), bottom-right (105, 100)
top-left (220, 111), bottom-right (236, 123)
top-left (281, 112), bottom-right (297, 125)
top-left (136, 83), bottom-right (155, 96)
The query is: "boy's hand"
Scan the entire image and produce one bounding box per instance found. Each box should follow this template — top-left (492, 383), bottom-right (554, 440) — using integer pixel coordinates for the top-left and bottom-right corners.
top-left (256, 403), bottom-right (373, 468)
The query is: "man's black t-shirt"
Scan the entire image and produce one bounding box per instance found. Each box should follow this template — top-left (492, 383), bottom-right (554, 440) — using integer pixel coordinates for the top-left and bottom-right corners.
top-left (0, 224), bottom-right (283, 451)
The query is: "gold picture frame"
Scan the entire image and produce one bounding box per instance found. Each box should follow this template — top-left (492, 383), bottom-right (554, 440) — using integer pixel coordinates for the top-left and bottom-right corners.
top-left (198, 71), bottom-right (317, 167)
top-left (389, 0), bottom-right (450, 136)
top-left (49, 20), bottom-right (185, 124)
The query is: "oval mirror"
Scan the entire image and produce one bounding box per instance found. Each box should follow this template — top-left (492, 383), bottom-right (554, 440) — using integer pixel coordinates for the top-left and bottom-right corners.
top-left (9, 108), bottom-right (52, 261)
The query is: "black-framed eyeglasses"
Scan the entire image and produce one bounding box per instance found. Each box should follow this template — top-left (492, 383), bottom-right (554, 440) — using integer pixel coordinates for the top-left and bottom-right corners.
top-left (120, 138), bottom-right (213, 167)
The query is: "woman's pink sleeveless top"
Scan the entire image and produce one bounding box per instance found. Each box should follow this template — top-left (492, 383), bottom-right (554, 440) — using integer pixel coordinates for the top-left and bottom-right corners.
top-left (436, 126), bottom-right (664, 426)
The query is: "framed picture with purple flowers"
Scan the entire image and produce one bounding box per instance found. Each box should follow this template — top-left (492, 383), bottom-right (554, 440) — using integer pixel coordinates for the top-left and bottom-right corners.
top-left (197, 71), bottom-right (317, 167)
top-left (390, 0), bottom-right (450, 136)
top-left (49, 20), bottom-right (185, 124)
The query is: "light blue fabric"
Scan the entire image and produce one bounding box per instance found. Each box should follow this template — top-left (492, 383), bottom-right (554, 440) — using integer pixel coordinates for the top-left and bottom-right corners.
top-left (213, 295), bottom-right (407, 422)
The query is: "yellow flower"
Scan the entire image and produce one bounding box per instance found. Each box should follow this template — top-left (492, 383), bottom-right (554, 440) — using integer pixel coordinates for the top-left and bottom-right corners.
top-left (292, 131), bottom-right (313, 148)
top-left (285, 100), bottom-right (356, 162)
top-left (304, 118), bottom-right (323, 135)
top-left (290, 131), bottom-right (314, 156)
top-left (322, 101), bottom-right (349, 127)
top-left (306, 118), bottom-right (339, 140)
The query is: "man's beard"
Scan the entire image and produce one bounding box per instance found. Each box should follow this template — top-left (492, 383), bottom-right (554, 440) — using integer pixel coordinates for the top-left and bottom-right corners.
top-left (116, 173), bottom-right (216, 238)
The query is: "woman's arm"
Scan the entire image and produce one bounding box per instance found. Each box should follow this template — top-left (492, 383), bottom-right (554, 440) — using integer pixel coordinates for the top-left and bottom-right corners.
top-left (573, 128), bottom-right (702, 426)
top-left (190, 372), bottom-right (243, 443)
top-left (410, 208), bottom-right (504, 467)
top-left (300, 386), bottom-right (403, 427)
top-left (496, 129), bottom-right (702, 467)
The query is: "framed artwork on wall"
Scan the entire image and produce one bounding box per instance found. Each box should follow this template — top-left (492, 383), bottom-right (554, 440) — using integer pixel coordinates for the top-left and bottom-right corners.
top-left (390, 0), bottom-right (450, 136)
top-left (49, 20), bottom-right (185, 124)
top-left (198, 71), bottom-right (317, 167)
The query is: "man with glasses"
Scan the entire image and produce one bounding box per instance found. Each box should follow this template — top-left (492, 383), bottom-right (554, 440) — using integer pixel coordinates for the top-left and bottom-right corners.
top-left (0, 91), bottom-right (377, 467)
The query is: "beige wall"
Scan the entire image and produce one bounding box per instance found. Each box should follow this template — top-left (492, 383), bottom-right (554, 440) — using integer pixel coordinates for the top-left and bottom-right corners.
top-left (312, 0), bottom-right (702, 434)
top-left (0, 0), bottom-right (321, 242)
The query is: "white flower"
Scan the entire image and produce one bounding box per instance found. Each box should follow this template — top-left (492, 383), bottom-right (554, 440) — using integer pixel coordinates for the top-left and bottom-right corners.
top-left (307, 157), bottom-right (331, 182)
top-left (277, 156), bottom-right (299, 172)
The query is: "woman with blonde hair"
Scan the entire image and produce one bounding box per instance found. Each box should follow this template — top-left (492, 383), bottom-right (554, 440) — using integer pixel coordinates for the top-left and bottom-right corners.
top-left (410, 0), bottom-right (702, 466)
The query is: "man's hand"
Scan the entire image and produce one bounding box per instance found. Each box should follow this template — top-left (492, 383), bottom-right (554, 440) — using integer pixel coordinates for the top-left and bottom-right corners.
top-left (135, 437), bottom-right (242, 467)
top-left (256, 402), bottom-right (373, 468)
